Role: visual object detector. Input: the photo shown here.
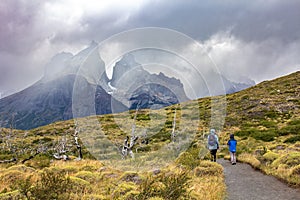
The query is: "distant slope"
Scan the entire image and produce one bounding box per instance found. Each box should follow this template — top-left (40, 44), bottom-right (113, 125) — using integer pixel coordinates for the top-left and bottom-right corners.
top-left (225, 71), bottom-right (299, 129)
top-left (0, 71), bottom-right (298, 153)
top-left (0, 75), bottom-right (127, 130)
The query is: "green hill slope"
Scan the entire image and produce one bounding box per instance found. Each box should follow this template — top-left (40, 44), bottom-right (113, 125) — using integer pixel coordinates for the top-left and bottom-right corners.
top-left (220, 71), bottom-right (300, 187)
top-left (1, 71), bottom-right (299, 168)
top-left (225, 71), bottom-right (299, 134)
top-left (0, 71), bottom-right (299, 199)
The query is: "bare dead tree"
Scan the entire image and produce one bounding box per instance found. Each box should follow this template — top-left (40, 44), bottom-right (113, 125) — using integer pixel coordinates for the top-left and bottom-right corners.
top-left (121, 104), bottom-right (140, 159)
top-left (53, 135), bottom-right (69, 161)
top-left (52, 121), bottom-right (83, 161)
top-left (121, 136), bottom-right (130, 159)
top-left (73, 121), bottom-right (82, 160)
top-left (0, 158), bottom-right (17, 163)
top-left (171, 109), bottom-right (177, 142)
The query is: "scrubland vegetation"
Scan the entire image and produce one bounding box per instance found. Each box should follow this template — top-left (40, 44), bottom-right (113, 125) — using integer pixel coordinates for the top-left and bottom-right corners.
top-left (219, 71), bottom-right (300, 187)
top-left (0, 71), bottom-right (299, 199)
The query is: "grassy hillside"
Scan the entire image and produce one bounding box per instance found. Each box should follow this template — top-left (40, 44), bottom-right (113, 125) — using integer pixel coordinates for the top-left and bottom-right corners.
top-left (0, 71), bottom-right (299, 199)
top-left (220, 71), bottom-right (300, 186)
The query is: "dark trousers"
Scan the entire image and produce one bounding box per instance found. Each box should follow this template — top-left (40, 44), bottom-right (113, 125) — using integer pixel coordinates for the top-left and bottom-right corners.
top-left (210, 149), bottom-right (217, 162)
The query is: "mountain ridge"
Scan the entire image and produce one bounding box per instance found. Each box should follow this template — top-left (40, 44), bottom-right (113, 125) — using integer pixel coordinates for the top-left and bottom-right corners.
top-left (0, 42), bottom-right (256, 130)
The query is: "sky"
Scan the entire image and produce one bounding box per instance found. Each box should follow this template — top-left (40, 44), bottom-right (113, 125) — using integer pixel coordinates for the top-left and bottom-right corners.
top-left (0, 0), bottom-right (300, 98)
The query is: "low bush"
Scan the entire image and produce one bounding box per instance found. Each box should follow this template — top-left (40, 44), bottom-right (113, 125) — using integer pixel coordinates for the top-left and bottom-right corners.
top-left (235, 128), bottom-right (277, 142)
top-left (259, 120), bottom-right (277, 128)
top-left (134, 170), bottom-right (191, 200)
top-left (175, 151), bottom-right (199, 170)
top-left (238, 153), bottom-right (261, 169)
top-left (284, 136), bottom-right (300, 144)
top-left (194, 161), bottom-right (223, 176)
top-left (251, 130), bottom-right (277, 142)
top-left (111, 182), bottom-right (137, 199)
top-left (278, 124), bottom-right (300, 136)
top-left (272, 153), bottom-right (300, 168)
top-left (262, 151), bottom-right (279, 163)
top-left (0, 190), bottom-right (22, 200)
top-left (75, 171), bottom-right (99, 183)
top-left (291, 164), bottom-right (300, 177)
top-left (29, 169), bottom-right (73, 200)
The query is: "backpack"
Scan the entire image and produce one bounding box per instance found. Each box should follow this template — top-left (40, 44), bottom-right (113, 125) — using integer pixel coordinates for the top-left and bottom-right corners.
top-left (208, 134), bottom-right (217, 146)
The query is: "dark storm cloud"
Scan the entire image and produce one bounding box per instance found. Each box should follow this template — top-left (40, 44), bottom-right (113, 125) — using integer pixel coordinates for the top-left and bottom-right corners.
top-left (0, 0), bottom-right (300, 97)
top-left (128, 0), bottom-right (300, 42)
top-left (0, 0), bottom-right (44, 54)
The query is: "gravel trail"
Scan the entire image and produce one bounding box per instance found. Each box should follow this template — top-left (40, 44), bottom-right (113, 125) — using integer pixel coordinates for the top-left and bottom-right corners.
top-left (218, 159), bottom-right (300, 200)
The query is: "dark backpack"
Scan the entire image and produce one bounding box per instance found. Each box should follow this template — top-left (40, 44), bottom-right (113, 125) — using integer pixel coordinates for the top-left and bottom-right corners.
top-left (208, 134), bottom-right (217, 146)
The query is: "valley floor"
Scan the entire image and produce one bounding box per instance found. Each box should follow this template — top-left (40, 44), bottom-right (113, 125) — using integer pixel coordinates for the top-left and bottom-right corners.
top-left (219, 159), bottom-right (300, 200)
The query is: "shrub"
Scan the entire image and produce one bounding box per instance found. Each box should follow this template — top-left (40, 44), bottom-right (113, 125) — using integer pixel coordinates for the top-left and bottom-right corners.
top-left (278, 124), bottom-right (300, 136)
top-left (272, 153), bottom-right (300, 168)
top-left (262, 151), bottom-right (279, 163)
top-left (50, 165), bottom-right (78, 174)
top-left (82, 194), bottom-right (106, 200)
top-left (290, 164), bottom-right (300, 179)
top-left (25, 154), bottom-right (51, 169)
top-left (287, 119), bottom-right (300, 126)
top-left (32, 137), bottom-right (53, 144)
top-left (111, 182), bottom-right (137, 199)
top-left (29, 168), bottom-right (73, 200)
top-left (0, 170), bottom-right (23, 185)
top-left (259, 120), bottom-right (277, 128)
top-left (0, 190), bottom-right (23, 200)
top-left (265, 110), bottom-right (280, 119)
top-left (289, 164), bottom-right (300, 186)
top-left (238, 153), bottom-right (261, 169)
top-left (194, 161), bottom-right (223, 176)
top-left (120, 171), bottom-right (141, 184)
top-left (69, 176), bottom-right (90, 195)
top-left (235, 128), bottom-right (259, 137)
top-left (75, 171), bottom-right (99, 183)
top-left (235, 128), bottom-right (277, 142)
top-left (175, 151), bottom-right (199, 170)
top-left (284, 136), bottom-right (300, 144)
top-left (7, 164), bottom-right (35, 173)
top-left (11, 176), bottom-right (32, 199)
top-left (251, 129), bottom-right (277, 142)
top-left (134, 170), bottom-right (191, 200)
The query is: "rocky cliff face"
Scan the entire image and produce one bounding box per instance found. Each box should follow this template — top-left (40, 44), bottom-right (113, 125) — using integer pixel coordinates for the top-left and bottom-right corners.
top-left (0, 74), bottom-right (126, 130)
top-left (109, 53), bottom-right (189, 109)
top-left (0, 42), bottom-right (123, 130)
top-left (43, 41), bottom-right (109, 87)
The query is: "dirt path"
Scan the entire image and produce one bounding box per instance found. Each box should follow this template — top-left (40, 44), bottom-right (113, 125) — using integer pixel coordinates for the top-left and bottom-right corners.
top-left (218, 159), bottom-right (300, 200)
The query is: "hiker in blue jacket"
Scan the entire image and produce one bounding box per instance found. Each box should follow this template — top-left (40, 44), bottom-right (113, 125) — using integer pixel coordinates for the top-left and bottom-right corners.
top-left (227, 134), bottom-right (237, 165)
top-left (207, 129), bottom-right (219, 162)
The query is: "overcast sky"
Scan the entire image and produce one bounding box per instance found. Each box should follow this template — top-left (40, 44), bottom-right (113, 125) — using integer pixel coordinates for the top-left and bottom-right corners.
top-left (0, 0), bottom-right (300, 97)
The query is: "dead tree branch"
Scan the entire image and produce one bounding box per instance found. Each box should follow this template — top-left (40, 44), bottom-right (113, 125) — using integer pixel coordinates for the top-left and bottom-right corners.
top-left (73, 121), bottom-right (82, 160)
top-left (171, 109), bottom-right (177, 142)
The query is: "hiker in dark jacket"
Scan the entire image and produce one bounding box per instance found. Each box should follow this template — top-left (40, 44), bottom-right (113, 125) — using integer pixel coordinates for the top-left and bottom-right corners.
top-left (207, 129), bottom-right (219, 162)
top-left (227, 134), bottom-right (237, 165)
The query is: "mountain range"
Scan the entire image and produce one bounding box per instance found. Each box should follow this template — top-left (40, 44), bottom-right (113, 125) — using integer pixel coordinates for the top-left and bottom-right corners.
top-left (0, 42), bottom-right (254, 130)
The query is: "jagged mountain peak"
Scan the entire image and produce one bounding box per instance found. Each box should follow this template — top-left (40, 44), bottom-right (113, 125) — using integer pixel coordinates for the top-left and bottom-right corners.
top-left (110, 53), bottom-right (143, 87)
top-left (43, 41), bottom-right (108, 85)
